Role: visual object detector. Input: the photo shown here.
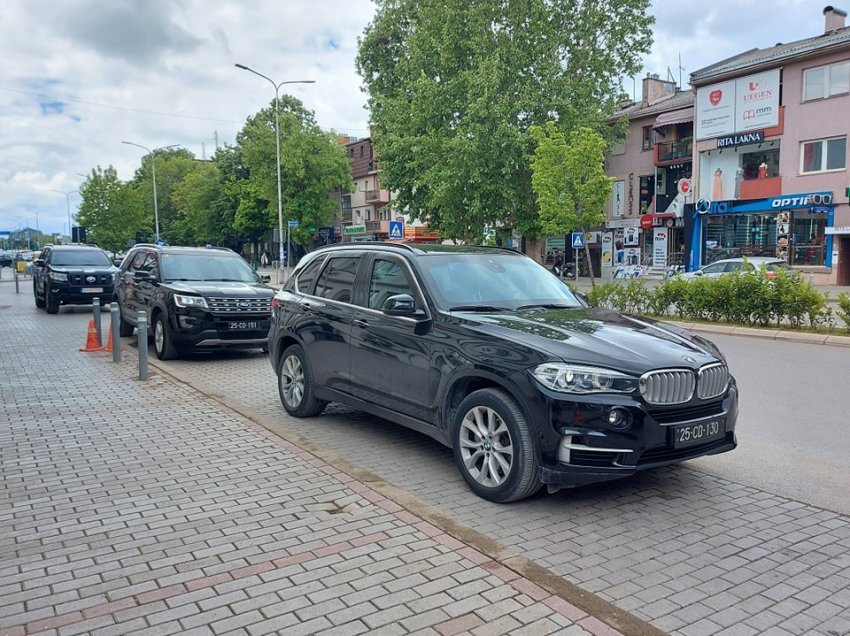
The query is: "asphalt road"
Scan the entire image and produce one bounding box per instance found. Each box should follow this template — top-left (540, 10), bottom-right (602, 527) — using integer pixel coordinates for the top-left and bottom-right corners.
top-left (688, 333), bottom-right (850, 516)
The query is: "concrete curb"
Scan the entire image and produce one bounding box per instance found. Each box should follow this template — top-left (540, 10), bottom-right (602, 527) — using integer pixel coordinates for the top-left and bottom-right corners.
top-left (668, 320), bottom-right (850, 347)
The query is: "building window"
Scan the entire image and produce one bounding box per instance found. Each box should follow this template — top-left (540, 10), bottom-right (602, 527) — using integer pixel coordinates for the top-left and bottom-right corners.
top-left (741, 148), bottom-right (780, 180)
top-left (803, 60), bottom-right (850, 101)
top-left (800, 136), bottom-right (847, 173)
top-left (642, 126), bottom-right (653, 151)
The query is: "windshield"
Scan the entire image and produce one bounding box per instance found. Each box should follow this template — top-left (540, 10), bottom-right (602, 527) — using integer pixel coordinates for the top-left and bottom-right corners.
top-left (418, 253), bottom-right (581, 310)
top-left (160, 253), bottom-right (256, 283)
top-left (52, 250), bottom-right (112, 267)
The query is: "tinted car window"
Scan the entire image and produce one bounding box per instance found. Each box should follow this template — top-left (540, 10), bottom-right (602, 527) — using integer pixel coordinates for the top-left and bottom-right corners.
top-left (315, 257), bottom-right (358, 304)
top-left (701, 262), bottom-right (726, 274)
top-left (368, 259), bottom-right (415, 310)
top-left (296, 256), bottom-right (326, 294)
top-left (767, 262), bottom-right (789, 271)
top-left (417, 253), bottom-right (580, 309)
top-left (160, 254), bottom-right (254, 283)
top-left (52, 250), bottom-right (112, 267)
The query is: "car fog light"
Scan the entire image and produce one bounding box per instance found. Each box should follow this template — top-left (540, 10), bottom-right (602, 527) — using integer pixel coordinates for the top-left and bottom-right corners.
top-left (607, 407), bottom-right (630, 429)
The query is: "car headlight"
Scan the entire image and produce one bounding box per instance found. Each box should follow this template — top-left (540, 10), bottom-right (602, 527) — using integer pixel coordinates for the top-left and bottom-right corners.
top-left (531, 363), bottom-right (638, 395)
top-left (49, 271), bottom-right (68, 282)
top-left (174, 294), bottom-right (208, 308)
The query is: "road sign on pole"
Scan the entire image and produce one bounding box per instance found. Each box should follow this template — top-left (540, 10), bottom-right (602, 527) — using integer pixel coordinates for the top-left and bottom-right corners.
top-left (571, 232), bottom-right (585, 249)
top-left (388, 220), bottom-right (404, 240)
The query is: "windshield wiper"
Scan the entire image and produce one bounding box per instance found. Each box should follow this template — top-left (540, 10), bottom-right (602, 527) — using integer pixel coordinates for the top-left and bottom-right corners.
top-left (203, 278), bottom-right (247, 282)
top-left (515, 303), bottom-right (577, 310)
top-left (447, 305), bottom-right (509, 312)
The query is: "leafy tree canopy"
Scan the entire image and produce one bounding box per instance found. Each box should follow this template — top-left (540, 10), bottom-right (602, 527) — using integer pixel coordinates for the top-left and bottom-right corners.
top-left (76, 166), bottom-right (149, 254)
top-left (357, 0), bottom-right (653, 242)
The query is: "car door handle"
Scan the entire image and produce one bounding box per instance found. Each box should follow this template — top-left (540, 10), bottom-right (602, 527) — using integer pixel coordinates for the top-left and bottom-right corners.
top-left (353, 318), bottom-right (369, 328)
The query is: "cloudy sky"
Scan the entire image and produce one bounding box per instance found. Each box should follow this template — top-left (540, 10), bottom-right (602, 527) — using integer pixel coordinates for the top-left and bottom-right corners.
top-left (0, 0), bottom-right (832, 237)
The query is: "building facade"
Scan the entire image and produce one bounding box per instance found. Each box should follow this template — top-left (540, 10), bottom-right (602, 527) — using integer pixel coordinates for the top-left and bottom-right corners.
top-left (688, 6), bottom-right (850, 284)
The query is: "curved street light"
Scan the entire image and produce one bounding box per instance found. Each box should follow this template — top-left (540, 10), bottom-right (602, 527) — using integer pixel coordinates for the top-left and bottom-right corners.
top-left (50, 189), bottom-right (80, 243)
top-left (235, 63), bottom-right (315, 269)
top-left (121, 141), bottom-right (180, 242)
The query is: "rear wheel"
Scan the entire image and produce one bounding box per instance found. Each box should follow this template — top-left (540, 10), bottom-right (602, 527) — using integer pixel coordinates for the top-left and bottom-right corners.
top-left (277, 344), bottom-right (327, 417)
top-left (118, 303), bottom-right (134, 337)
top-left (452, 388), bottom-right (541, 503)
top-left (153, 313), bottom-right (177, 360)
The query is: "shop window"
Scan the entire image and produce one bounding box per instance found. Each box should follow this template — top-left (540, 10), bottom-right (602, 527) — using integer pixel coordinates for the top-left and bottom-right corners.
top-left (741, 148), bottom-right (780, 180)
top-left (800, 136), bottom-right (847, 173)
top-left (639, 175), bottom-right (654, 213)
top-left (789, 212), bottom-right (827, 266)
top-left (703, 214), bottom-right (778, 263)
top-left (803, 61), bottom-right (850, 101)
top-left (642, 126), bottom-right (653, 151)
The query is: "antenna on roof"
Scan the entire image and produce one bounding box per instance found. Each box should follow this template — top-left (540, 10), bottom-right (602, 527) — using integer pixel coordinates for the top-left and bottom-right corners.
top-left (678, 52), bottom-right (686, 89)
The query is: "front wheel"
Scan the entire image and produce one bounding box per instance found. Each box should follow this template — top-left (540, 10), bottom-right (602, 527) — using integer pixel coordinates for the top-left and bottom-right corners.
top-left (34, 282), bottom-right (45, 308)
top-left (277, 344), bottom-right (327, 417)
top-left (452, 388), bottom-right (541, 503)
top-left (46, 293), bottom-right (59, 314)
top-left (153, 313), bottom-right (178, 360)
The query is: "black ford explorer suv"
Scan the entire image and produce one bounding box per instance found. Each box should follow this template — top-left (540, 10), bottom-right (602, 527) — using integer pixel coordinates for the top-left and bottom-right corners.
top-left (268, 243), bottom-right (738, 502)
top-left (114, 244), bottom-right (274, 360)
top-left (33, 245), bottom-right (117, 314)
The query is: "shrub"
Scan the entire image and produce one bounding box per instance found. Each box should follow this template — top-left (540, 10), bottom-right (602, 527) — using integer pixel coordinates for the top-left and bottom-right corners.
top-left (837, 292), bottom-right (850, 332)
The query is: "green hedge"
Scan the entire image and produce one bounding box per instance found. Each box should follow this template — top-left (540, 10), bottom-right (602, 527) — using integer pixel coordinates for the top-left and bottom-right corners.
top-left (586, 267), bottom-right (840, 331)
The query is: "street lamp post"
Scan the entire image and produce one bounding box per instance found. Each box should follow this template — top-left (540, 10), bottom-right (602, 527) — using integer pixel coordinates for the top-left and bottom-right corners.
top-left (235, 63), bottom-right (314, 269)
top-left (122, 142), bottom-right (180, 242)
top-left (50, 190), bottom-right (79, 243)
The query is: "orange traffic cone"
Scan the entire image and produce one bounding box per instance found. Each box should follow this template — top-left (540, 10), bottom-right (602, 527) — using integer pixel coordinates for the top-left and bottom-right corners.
top-left (102, 323), bottom-right (115, 353)
top-left (80, 320), bottom-right (104, 352)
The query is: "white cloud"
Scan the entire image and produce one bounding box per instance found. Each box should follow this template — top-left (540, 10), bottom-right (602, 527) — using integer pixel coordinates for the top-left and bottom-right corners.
top-left (0, 0), bottom-right (832, 235)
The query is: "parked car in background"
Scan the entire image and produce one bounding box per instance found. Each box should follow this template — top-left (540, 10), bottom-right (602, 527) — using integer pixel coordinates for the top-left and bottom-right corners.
top-left (268, 243), bottom-right (738, 503)
top-left (677, 257), bottom-right (790, 280)
top-left (32, 245), bottom-right (117, 313)
top-left (0, 250), bottom-right (13, 269)
top-left (114, 244), bottom-right (275, 360)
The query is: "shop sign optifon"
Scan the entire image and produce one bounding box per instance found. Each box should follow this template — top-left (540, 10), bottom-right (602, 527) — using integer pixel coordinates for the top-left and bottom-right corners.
top-left (696, 191), bottom-right (834, 215)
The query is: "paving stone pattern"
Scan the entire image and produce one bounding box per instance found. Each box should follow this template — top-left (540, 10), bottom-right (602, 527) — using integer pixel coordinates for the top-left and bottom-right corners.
top-left (157, 336), bottom-right (849, 633)
top-left (0, 282), bottom-right (604, 635)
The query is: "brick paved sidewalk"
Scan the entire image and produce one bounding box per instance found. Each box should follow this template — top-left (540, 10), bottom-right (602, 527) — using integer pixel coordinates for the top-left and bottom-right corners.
top-left (0, 284), bottom-right (641, 634)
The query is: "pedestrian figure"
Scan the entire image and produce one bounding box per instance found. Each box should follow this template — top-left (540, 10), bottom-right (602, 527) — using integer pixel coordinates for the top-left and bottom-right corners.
top-left (260, 252), bottom-right (269, 267)
top-left (552, 249), bottom-right (564, 277)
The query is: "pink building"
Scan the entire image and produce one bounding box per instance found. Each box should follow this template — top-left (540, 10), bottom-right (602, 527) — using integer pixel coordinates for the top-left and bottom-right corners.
top-left (606, 77), bottom-right (694, 273)
top-left (690, 6), bottom-right (850, 284)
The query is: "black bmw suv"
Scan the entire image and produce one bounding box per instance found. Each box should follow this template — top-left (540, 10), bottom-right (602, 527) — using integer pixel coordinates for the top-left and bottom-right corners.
top-left (268, 243), bottom-right (738, 503)
top-left (114, 244), bottom-right (274, 360)
top-left (33, 245), bottom-right (117, 313)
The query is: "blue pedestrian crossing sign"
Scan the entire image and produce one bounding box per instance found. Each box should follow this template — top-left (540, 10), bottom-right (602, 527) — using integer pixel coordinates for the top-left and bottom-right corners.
top-left (388, 220), bottom-right (404, 239)
top-left (571, 232), bottom-right (585, 249)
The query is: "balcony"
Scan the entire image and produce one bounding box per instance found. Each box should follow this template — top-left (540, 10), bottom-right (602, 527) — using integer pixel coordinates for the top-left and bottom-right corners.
top-left (739, 177), bottom-right (782, 200)
top-left (365, 189), bottom-right (390, 206)
top-left (365, 220), bottom-right (389, 233)
top-left (655, 139), bottom-right (693, 165)
top-left (341, 209), bottom-right (353, 223)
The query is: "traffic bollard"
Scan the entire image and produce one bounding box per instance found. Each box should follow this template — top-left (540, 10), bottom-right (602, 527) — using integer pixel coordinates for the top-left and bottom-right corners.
top-left (809, 272), bottom-right (814, 287)
top-left (110, 303), bottom-right (121, 363)
top-left (14, 269), bottom-right (19, 294)
top-left (93, 298), bottom-right (103, 347)
top-left (138, 311), bottom-right (149, 380)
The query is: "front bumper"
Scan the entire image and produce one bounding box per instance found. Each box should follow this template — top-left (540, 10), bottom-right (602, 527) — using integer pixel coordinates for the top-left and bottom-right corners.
top-left (534, 384), bottom-right (739, 486)
top-left (168, 307), bottom-right (271, 350)
top-left (49, 285), bottom-right (114, 305)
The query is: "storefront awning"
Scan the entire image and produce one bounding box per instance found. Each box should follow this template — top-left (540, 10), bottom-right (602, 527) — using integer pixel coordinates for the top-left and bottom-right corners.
top-left (653, 108), bottom-right (693, 129)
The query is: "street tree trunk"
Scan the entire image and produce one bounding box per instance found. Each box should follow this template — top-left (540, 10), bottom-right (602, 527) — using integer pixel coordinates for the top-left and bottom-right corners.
top-left (581, 225), bottom-right (596, 287)
top-left (524, 236), bottom-right (547, 265)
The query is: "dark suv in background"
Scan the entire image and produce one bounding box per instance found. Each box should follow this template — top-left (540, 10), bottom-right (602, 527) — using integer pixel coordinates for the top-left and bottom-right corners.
top-left (114, 244), bottom-right (274, 360)
top-left (33, 245), bottom-right (117, 314)
top-left (268, 243), bottom-right (738, 503)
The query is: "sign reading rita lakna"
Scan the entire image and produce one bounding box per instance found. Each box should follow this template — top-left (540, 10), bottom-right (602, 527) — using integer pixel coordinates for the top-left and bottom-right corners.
top-left (717, 131), bottom-right (764, 148)
top-left (696, 69), bottom-right (780, 140)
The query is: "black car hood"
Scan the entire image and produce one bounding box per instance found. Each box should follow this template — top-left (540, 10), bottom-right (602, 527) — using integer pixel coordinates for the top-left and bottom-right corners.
top-left (164, 281), bottom-right (273, 296)
top-left (455, 307), bottom-right (723, 374)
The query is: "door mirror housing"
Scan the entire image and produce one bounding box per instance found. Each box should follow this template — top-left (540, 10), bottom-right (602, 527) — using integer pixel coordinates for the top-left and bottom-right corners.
top-left (382, 293), bottom-right (425, 317)
top-left (133, 270), bottom-right (153, 282)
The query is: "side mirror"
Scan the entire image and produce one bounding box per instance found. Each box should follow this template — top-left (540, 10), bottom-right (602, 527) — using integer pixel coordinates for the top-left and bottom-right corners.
top-left (33, 258), bottom-right (45, 267)
top-left (382, 293), bottom-right (423, 317)
top-left (574, 291), bottom-right (591, 307)
top-left (694, 270), bottom-right (703, 276)
top-left (260, 274), bottom-right (271, 283)
top-left (133, 270), bottom-right (153, 282)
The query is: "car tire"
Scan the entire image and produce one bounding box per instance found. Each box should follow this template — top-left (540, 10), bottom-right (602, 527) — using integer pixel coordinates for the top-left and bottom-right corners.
top-left (452, 388), bottom-right (541, 503)
top-left (277, 344), bottom-right (327, 417)
top-left (46, 293), bottom-right (60, 314)
top-left (153, 313), bottom-right (178, 360)
top-left (34, 282), bottom-right (45, 308)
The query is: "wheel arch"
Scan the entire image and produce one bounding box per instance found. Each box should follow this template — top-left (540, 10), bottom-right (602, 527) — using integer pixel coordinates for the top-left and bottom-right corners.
top-left (443, 371), bottom-right (539, 440)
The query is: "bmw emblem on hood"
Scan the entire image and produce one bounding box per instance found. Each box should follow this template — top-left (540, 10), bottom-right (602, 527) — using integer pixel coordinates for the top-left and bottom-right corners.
top-left (682, 355), bottom-right (696, 365)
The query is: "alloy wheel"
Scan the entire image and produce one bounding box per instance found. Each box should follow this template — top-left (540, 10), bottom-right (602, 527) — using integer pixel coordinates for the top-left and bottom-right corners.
top-left (154, 319), bottom-right (164, 354)
top-left (280, 354), bottom-right (305, 408)
top-left (458, 405), bottom-right (514, 487)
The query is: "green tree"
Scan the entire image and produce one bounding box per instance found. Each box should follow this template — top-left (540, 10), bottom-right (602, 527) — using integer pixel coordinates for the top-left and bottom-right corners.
top-left (237, 95), bottom-right (353, 251)
top-left (530, 124), bottom-right (613, 286)
top-left (76, 166), bottom-right (149, 254)
top-left (356, 0), bottom-right (652, 246)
